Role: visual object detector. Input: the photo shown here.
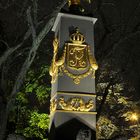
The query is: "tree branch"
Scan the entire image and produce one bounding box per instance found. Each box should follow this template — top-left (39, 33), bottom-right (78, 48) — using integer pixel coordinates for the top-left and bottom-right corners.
top-left (32, 0), bottom-right (38, 27)
top-left (27, 7), bottom-right (37, 39)
top-left (7, 0), bottom-right (67, 112)
top-left (0, 28), bottom-right (31, 68)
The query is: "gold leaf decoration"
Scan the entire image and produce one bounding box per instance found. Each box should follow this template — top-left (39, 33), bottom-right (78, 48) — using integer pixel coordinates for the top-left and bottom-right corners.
top-left (58, 97), bottom-right (94, 112)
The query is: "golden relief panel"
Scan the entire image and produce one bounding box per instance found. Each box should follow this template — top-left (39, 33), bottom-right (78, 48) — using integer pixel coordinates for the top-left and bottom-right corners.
top-left (59, 97), bottom-right (94, 112)
top-left (58, 97), bottom-right (94, 112)
top-left (50, 96), bottom-right (94, 114)
top-left (50, 99), bottom-right (57, 114)
top-left (66, 43), bottom-right (88, 70)
top-left (49, 28), bottom-right (98, 84)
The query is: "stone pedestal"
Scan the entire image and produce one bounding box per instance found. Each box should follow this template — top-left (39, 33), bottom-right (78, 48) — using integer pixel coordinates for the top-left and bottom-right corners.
top-left (49, 13), bottom-right (97, 140)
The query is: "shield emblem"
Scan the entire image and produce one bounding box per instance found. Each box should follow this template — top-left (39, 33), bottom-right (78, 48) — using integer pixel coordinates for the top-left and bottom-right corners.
top-left (66, 43), bottom-right (88, 70)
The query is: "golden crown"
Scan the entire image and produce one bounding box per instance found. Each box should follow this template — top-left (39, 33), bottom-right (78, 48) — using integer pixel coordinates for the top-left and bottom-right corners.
top-left (70, 28), bottom-right (85, 44)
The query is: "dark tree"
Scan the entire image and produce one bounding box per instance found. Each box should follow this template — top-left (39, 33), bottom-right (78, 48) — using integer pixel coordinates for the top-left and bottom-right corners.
top-left (0, 0), bottom-right (140, 139)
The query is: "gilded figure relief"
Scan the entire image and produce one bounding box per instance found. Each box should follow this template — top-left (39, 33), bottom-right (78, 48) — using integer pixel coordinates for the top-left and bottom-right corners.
top-left (58, 97), bottom-right (94, 112)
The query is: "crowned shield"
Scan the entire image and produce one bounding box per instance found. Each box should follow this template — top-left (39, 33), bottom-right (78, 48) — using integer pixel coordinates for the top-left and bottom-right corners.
top-left (66, 43), bottom-right (88, 70)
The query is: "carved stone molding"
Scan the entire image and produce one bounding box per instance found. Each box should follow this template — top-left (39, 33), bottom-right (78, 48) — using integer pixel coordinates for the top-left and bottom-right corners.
top-left (58, 97), bottom-right (94, 112)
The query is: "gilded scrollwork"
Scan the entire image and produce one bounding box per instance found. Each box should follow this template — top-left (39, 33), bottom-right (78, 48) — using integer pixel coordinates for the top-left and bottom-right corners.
top-left (58, 97), bottom-right (94, 112)
top-left (67, 44), bottom-right (88, 69)
top-left (88, 45), bottom-right (98, 71)
top-left (50, 98), bottom-right (57, 114)
top-left (49, 28), bottom-right (98, 84)
top-left (49, 38), bottom-right (66, 83)
top-left (61, 65), bottom-right (93, 84)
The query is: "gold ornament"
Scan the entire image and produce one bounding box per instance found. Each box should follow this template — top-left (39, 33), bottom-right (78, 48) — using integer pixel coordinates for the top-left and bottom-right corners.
top-left (70, 28), bottom-right (85, 44)
top-left (68, 0), bottom-right (80, 6)
top-left (49, 38), bottom-right (66, 83)
top-left (61, 64), bottom-right (93, 84)
top-left (88, 45), bottom-right (98, 71)
top-left (50, 99), bottom-right (57, 114)
top-left (49, 28), bottom-right (98, 84)
top-left (66, 43), bottom-right (88, 70)
top-left (68, 0), bottom-right (92, 7)
top-left (59, 28), bottom-right (98, 84)
top-left (58, 97), bottom-right (94, 112)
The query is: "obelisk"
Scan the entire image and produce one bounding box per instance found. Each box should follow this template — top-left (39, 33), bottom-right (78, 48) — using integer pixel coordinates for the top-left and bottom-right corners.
top-left (49, 1), bottom-right (98, 139)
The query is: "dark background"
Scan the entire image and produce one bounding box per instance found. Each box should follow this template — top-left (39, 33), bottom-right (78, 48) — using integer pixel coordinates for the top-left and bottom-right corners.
top-left (0, 0), bottom-right (140, 139)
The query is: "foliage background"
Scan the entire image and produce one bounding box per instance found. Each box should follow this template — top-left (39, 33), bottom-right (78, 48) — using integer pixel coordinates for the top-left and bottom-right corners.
top-left (0, 0), bottom-right (140, 139)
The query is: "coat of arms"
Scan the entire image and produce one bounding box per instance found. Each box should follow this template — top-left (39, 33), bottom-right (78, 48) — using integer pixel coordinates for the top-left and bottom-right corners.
top-left (66, 43), bottom-right (88, 70)
top-left (49, 28), bottom-right (98, 84)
